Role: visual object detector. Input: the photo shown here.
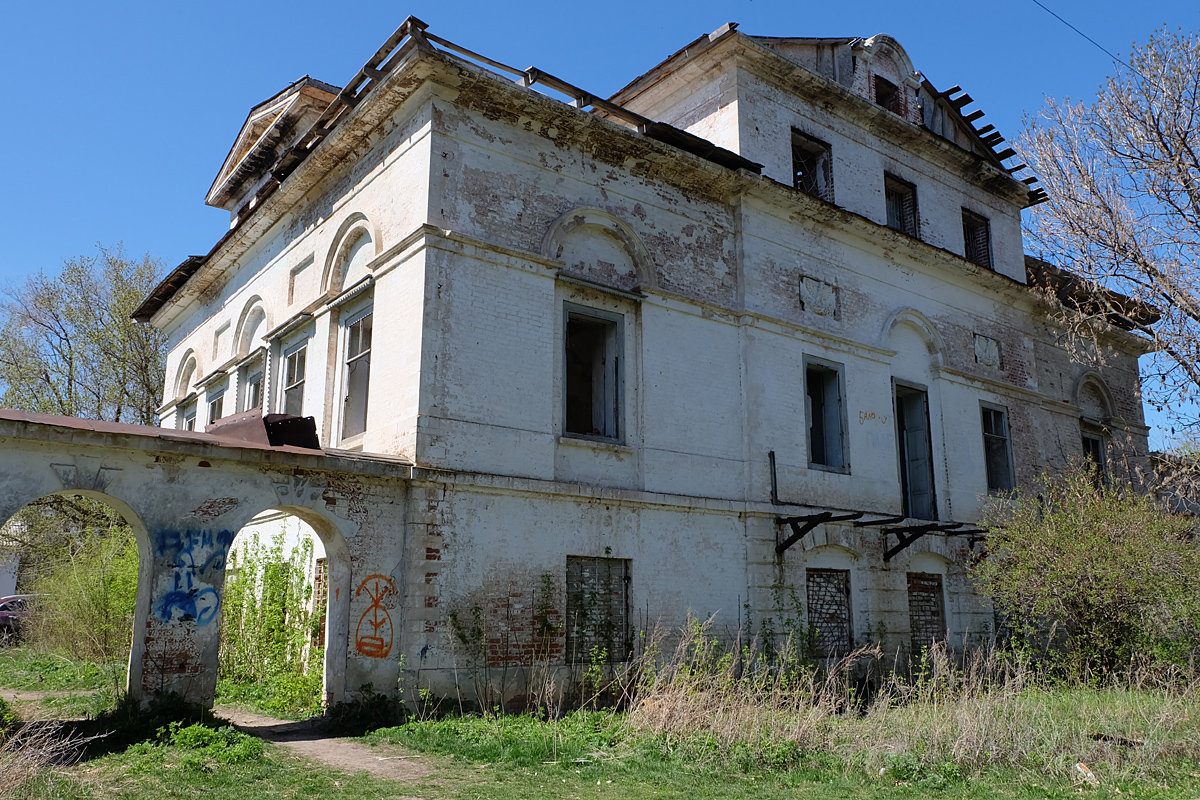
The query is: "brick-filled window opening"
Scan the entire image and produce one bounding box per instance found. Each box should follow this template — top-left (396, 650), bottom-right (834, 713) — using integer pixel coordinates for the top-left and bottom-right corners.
top-left (884, 174), bottom-right (919, 237)
top-left (565, 556), bottom-right (631, 663)
top-left (981, 405), bottom-right (1014, 493)
top-left (907, 572), bottom-right (946, 656)
top-left (895, 384), bottom-right (936, 520)
top-left (962, 209), bottom-right (993, 269)
top-left (806, 568), bottom-right (852, 657)
top-left (1081, 431), bottom-right (1108, 485)
top-left (806, 362), bottom-right (846, 470)
top-left (874, 75), bottom-right (902, 114)
top-left (564, 306), bottom-right (622, 440)
top-left (342, 311), bottom-right (373, 439)
top-left (792, 129), bottom-right (834, 203)
top-left (283, 344), bottom-right (307, 416)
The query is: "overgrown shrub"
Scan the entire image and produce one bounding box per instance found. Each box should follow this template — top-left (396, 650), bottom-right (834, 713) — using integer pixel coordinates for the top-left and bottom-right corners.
top-left (24, 520), bottom-right (139, 673)
top-left (218, 529), bottom-right (322, 714)
top-left (973, 467), bottom-right (1200, 676)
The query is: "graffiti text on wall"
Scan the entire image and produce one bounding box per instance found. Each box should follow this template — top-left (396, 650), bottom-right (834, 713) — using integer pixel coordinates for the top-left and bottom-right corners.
top-left (154, 529), bottom-right (235, 626)
top-left (355, 574), bottom-right (397, 657)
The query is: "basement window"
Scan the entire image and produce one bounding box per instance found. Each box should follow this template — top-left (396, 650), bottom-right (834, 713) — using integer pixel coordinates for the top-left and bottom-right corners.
top-left (283, 343), bottom-right (307, 416)
top-left (895, 383), bottom-right (936, 520)
top-left (564, 305), bottom-right (622, 441)
top-left (884, 174), bottom-right (919, 237)
top-left (341, 309), bottom-right (373, 440)
top-left (566, 556), bottom-right (631, 663)
top-left (907, 572), bottom-right (946, 656)
top-left (962, 209), bottom-right (993, 269)
top-left (981, 405), bottom-right (1014, 493)
top-left (791, 129), bottom-right (834, 203)
top-left (874, 75), bottom-right (902, 114)
top-left (805, 360), bottom-right (847, 471)
top-left (806, 568), bottom-right (852, 657)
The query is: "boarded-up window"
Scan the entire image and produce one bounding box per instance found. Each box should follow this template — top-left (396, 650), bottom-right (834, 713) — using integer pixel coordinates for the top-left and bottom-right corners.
top-left (806, 568), bottom-right (852, 657)
top-left (565, 556), bottom-right (630, 663)
top-left (907, 572), bottom-right (945, 656)
top-left (962, 209), bottom-right (992, 269)
top-left (884, 174), bottom-right (919, 237)
top-left (792, 129), bottom-right (834, 203)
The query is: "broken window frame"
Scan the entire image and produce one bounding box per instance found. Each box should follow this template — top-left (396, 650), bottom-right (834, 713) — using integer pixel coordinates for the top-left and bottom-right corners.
top-left (340, 304), bottom-right (373, 442)
top-left (563, 303), bottom-right (623, 442)
top-left (884, 173), bottom-right (919, 238)
top-left (961, 208), bottom-right (993, 269)
top-left (1081, 429), bottom-right (1108, 485)
top-left (804, 357), bottom-right (849, 472)
top-left (894, 380), bottom-right (937, 521)
top-left (282, 341), bottom-right (308, 417)
top-left (791, 128), bottom-right (834, 203)
top-left (981, 403), bottom-right (1014, 494)
top-left (565, 555), bottom-right (631, 664)
top-left (874, 75), bottom-right (902, 114)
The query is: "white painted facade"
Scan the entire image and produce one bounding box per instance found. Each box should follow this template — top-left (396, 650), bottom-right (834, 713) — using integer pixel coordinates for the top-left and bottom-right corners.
top-left (137, 20), bottom-right (1148, 693)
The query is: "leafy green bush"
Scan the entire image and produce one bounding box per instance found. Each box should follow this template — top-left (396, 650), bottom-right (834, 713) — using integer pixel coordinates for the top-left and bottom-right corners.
top-left (973, 467), bottom-right (1200, 676)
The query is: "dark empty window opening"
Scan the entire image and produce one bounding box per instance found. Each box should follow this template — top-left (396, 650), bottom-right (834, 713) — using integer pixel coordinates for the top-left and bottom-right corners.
top-left (566, 556), bottom-right (631, 663)
top-left (792, 130), bottom-right (834, 203)
top-left (982, 405), bottom-right (1014, 493)
top-left (806, 568), bottom-right (852, 657)
top-left (895, 384), bottom-right (936, 520)
top-left (907, 572), bottom-right (946, 656)
top-left (565, 308), bottom-right (621, 440)
top-left (885, 174), bottom-right (919, 237)
top-left (962, 209), bottom-right (992, 269)
top-left (1081, 431), bottom-right (1108, 485)
top-left (874, 75), bottom-right (902, 114)
top-left (806, 362), bottom-right (845, 470)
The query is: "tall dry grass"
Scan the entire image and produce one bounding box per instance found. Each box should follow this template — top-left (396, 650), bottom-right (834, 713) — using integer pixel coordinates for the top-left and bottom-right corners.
top-left (624, 617), bottom-right (1200, 778)
top-left (0, 720), bottom-right (86, 798)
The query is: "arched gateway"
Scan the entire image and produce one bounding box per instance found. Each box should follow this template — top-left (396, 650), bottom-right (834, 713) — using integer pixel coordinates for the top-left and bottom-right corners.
top-left (0, 409), bottom-right (411, 707)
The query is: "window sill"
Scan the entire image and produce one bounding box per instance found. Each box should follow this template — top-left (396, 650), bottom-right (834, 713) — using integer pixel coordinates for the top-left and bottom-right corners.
top-left (808, 462), bottom-right (851, 475)
top-left (557, 434), bottom-right (632, 454)
top-left (338, 433), bottom-right (366, 451)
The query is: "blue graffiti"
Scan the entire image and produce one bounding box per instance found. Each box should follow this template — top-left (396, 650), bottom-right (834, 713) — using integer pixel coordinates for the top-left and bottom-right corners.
top-left (153, 529), bottom-right (234, 626)
top-left (158, 587), bottom-right (220, 626)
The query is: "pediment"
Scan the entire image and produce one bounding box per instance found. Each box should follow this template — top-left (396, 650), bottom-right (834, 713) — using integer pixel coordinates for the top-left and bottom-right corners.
top-left (206, 77), bottom-right (340, 212)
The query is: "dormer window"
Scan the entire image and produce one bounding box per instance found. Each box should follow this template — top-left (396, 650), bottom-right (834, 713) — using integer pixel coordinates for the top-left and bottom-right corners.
top-left (874, 76), bottom-right (901, 115)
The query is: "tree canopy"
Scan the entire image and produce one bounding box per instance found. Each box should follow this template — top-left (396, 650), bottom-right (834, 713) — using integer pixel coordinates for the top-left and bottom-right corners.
top-left (1018, 27), bottom-right (1200, 428)
top-left (0, 245), bottom-right (167, 426)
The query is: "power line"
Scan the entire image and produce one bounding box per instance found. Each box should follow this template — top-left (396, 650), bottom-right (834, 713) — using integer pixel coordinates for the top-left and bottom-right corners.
top-left (1027, 0), bottom-right (1140, 77)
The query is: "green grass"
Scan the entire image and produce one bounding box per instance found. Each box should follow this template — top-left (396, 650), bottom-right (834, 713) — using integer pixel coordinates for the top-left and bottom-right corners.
top-left (215, 675), bottom-right (323, 720)
top-left (0, 648), bottom-right (121, 692)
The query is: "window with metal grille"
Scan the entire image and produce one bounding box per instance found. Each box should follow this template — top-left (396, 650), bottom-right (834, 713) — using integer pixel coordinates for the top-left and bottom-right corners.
top-left (792, 129), bottom-right (834, 203)
top-left (962, 209), bottom-right (992, 269)
top-left (565, 556), bottom-right (630, 663)
top-left (806, 568), bottom-right (852, 657)
top-left (342, 311), bottom-right (373, 439)
top-left (884, 174), bottom-right (919, 237)
top-left (283, 344), bottom-right (307, 416)
top-left (981, 405), bottom-right (1014, 493)
top-left (907, 572), bottom-right (945, 656)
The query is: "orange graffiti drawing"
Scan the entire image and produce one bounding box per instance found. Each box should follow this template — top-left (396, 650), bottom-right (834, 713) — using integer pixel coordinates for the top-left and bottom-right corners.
top-left (355, 574), bottom-right (397, 658)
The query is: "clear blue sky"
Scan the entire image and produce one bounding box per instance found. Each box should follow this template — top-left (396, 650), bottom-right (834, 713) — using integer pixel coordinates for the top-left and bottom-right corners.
top-left (1, 0), bottom-right (1196, 443)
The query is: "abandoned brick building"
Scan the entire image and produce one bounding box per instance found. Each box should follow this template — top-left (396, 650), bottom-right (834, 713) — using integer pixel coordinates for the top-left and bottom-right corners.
top-left (0, 18), bottom-right (1149, 704)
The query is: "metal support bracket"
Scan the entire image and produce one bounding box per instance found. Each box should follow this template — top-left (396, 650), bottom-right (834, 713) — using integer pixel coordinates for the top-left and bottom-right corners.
top-left (882, 522), bottom-right (963, 561)
top-left (775, 511), bottom-right (864, 554)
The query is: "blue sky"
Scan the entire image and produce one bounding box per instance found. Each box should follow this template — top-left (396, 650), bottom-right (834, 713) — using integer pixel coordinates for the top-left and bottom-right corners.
top-left (1, 0), bottom-right (1196, 443)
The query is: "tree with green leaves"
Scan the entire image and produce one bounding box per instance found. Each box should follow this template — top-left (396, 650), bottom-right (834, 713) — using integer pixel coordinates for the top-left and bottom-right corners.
top-left (0, 244), bottom-right (167, 425)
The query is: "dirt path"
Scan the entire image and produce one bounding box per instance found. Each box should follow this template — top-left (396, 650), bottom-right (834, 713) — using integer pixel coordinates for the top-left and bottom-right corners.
top-left (215, 705), bottom-right (435, 786)
top-left (1, 687), bottom-right (94, 702)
